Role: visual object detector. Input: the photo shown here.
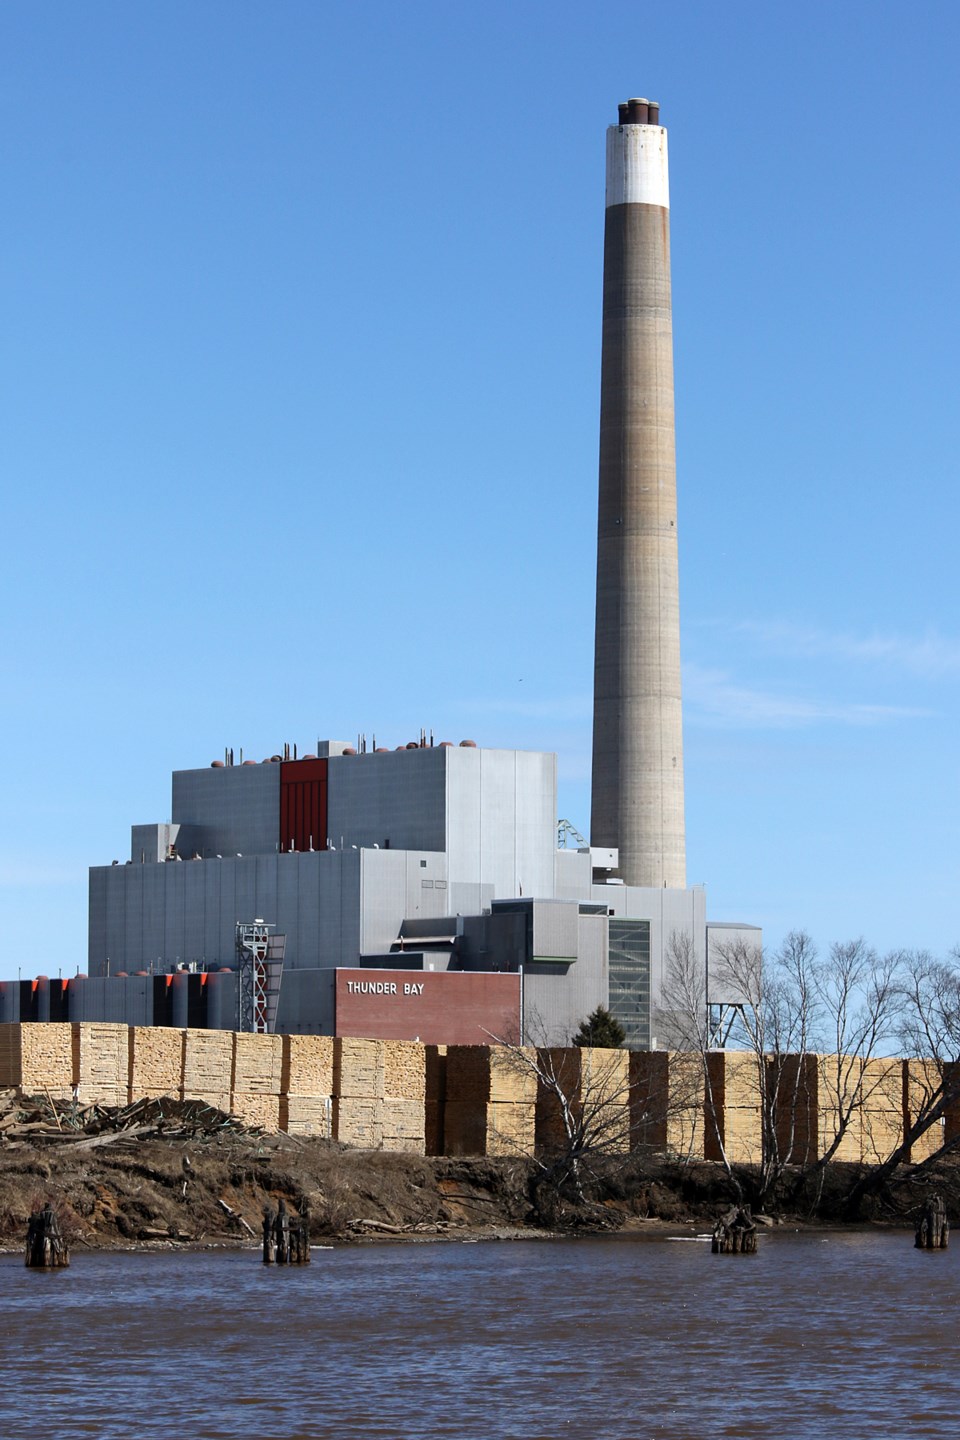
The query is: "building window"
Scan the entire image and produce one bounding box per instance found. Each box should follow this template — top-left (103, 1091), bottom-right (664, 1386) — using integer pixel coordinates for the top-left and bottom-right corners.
top-left (608, 919), bottom-right (651, 1049)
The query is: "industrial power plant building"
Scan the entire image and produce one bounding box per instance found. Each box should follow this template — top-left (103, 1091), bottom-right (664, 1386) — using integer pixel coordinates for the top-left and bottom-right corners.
top-left (3, 98), bottom-right (760, 1047)
top-left (75, 736), bottom-right (753, 1045)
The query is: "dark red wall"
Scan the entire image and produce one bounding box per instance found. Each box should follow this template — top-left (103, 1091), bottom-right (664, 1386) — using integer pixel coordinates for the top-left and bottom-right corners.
top-left (280, 759), bottom-right (328, 853)
top-left (335, 970), bottom-right (521, 1045)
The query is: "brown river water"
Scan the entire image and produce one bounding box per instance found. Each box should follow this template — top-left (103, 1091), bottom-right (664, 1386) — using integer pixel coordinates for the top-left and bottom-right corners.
top-left (1, 1231), bottom-right (957, 1439)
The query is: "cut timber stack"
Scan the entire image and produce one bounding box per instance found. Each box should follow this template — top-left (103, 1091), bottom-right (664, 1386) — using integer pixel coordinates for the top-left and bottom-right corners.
top-left (535, 1047), bottom-right (630, 1157)
top-left (443, 1045), bottom-right (537, 1157)
top-left (425, 1045), bottom-right (447, 1156)
top-left (770, 1054), bottom-right (818, 1166)
top-left (334, 1037), bottom-right (386, 1147)
top-left (943, 1062), bottom-right (960, 1148)
top-left (629, 1051), bottom-right (669, 1148)
top-left (231, 1033), bottom-right (283, 1131)
top-left (73, 1022), bottom-right (127, 1107)
top-left (332, 1039), bottom-right (426, 1152)
top-left (382, 1041), bottom-right (426, 1154)
top-left (706, 1052), bottom-right (762, 1166)
top-left (904, 1058), bottom-right (946, 1163)
top-left (128, 1026), bottom-right (184, 1101)
top-left (181, 1028), bottom-right (233, 1111)
top-left (860, 1058), bottom-right (904, 1164)
top-left (280, 1035), bottom-right (334, 1137)
top-left (816, 1056), bottom-right (864, 1163)
top-left (629, 1052), bottom-right (704, 1160)
top-left (0, 1023), bottom-right (73, 1099)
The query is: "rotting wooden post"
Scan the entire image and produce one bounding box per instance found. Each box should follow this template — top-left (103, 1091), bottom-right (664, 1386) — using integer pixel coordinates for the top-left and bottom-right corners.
top-left (25, 1203), bottom-right (69, 1269)
top-left (262, 1208), bottom-right (275, 1265)
top-left (915, 1194), bottom-right (950, 1250)
top-left (274, 1200), bottom-right (290, 1264)
top-left (289, 1215), bottom-right (310, 1264)
top-left (711, 1204), bottom-right (758, 1255)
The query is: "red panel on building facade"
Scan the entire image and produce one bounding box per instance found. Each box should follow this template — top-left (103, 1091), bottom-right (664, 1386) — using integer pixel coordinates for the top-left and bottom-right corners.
top-left (335, 969), bottom-right (521, 1046)
top-left (280, 759), bottom-right (328, 853)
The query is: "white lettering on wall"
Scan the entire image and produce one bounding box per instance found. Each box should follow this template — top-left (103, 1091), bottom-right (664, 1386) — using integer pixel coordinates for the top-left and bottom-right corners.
top-left (344, 978), bottom-right (425, 998)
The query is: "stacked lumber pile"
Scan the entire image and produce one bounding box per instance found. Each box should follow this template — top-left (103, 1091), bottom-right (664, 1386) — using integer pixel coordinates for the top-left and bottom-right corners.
top-left (333, 1039), bottom-right (426, 1152)
top-left (629, 1050), bottom-right (669, 1148)
top-left (280, 1034), bottom-right (333, 1136)
top-left (535, 1047), bottom-right (630, 1157)
top-left (0, 1023), bottom-right (73, 1099)
top-left (629, 1051), bottom-right (704, 1159)
top-left (816, 1056), bottom-right (865, 1163)
top-left (706, 1052), bottom-right (762, 1166)
top-left (424, 1045), bottom-right (446, 1156)
top-left (770, 1053), bottom-right (818, 1165)
top-left (181, 1029), bottom-right (233, 1111)
top-left (944, 1062), bottom-right (960, 1147)
top-left (231, 1032), bottom-right (283, 1130)
top-left (860, 1057), bottom-right (905, 1163)
top-left (443, 1044), bottom-right (537, 1157)
top-left (128, 1026), bottom-right (184, 1101)
top-left (334, 1037), bottom-right (385, 1147)
top-left (382, 1041), bottom-right (426, 1154)
top-left (904, 1059), bottom-right (945, 1163)
top-left (73, 1022), bottom-right (127, 1107)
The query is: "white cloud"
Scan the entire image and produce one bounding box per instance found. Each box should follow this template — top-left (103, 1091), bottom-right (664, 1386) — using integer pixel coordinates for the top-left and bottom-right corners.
top-left (732, 621), bottom-right (960, 677)
top-left (683, 663), bottom-right (932, 730)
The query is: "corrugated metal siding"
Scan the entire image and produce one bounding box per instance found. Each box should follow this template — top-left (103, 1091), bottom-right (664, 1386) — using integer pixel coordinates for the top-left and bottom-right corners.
top-left (0, 982), bottom-right (20, 1023)
top-left (531, 901), bottom-right (579, 962)
top-left (153, 975), bottom-right (174, 1027)
top-left (280, 759), bottom-right (328, 853)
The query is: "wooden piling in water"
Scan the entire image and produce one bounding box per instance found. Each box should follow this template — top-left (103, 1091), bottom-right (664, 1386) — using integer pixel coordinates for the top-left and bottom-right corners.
top-left (915, 1194), bottom-right (949, 1250)
top-left (25, 1203), bottom-right (69, 1268)
top-left (711, 1204), bottom-right (758, 1255)
top-left (262, 1200), bottom-right (310, 1264)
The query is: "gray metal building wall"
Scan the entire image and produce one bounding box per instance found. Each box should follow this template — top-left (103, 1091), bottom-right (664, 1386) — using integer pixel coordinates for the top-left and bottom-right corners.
top-left (445, 746), bottom-right (557, 899)
top-left (171, 763), bottom-right (281, 858)
top-left (522, 911), bottom-right (608, 1046)
top-left (358, 848), bottom-right (449, 956)
top-left (69, 976), bottom-right (152, 1025)
top-left (275, 968), bottom-right (335, 1035)
top-left (554, 848), bottom-right (592, 899)
top-left (90, 850), bottom-right (367, 976)
top-left (0, 983), bottom-right (19, 1023)
top-left (706, 922), bottom-right (763, 1006)
top-left (328, 748), bottom-right (447, 852)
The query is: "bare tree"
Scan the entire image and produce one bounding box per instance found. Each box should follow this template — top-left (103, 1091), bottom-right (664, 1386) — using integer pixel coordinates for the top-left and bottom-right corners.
top-left (708, 932), bottom-right (802, 1202)
top-left (660, 929), bottom-right (740, 1193)
top-left (808, 939), bottom-right (903, 1194)
top-left (483, 1026), bottom-right (644, 1217)
top-left (679, 927), bottom-right (909, 1208)
top-left (845, 948), bottom-right (960, 1209)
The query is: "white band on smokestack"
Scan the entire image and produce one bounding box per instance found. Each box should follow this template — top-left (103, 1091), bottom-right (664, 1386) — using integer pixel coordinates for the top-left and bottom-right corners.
top-left (605, 125), bottom-right (669, 210)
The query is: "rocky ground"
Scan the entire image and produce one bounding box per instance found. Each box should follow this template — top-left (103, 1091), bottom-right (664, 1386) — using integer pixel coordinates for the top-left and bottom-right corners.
top-left (0, 1090), bottom-right (956, 1252)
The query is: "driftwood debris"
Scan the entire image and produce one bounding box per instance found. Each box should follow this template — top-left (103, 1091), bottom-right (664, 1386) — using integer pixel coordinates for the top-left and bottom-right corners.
top-left (915, 1194), bottom-right (950, 1250)
top-left (217, 1198), bottom-right (257, 1238)
top-left (712, 1204), bottom-right (758, 1255)
top-left (262, 1199), bottom-right (310, 1265)
top-left (0, 1091), bottom-right (262, 1148)
top-left (25, 1203), bottom-right (69, 1269)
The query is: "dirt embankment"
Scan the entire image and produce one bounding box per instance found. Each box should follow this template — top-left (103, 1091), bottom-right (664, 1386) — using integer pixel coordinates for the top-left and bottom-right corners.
top-left (1, 1093), bottom-right (957, 1250)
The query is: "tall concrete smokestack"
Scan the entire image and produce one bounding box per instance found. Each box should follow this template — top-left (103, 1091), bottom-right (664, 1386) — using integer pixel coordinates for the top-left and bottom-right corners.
top-left (590, 98), bottom-right (686, 889)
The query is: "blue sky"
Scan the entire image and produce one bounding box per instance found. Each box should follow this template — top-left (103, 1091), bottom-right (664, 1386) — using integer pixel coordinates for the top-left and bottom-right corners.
top-left (2, 1), bottom-right (958, 978)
